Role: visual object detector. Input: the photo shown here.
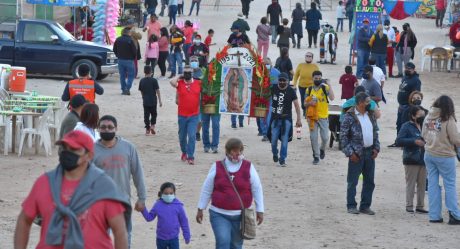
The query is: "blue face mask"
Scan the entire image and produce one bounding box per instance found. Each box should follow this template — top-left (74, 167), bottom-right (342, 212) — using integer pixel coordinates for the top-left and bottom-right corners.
top-left (266, 64), bottom-right (271, 70)
top-left (190, 61), bottom-right (199, 69)
top-left (363, 24), bottom-right (369, 29)
top-left (161, 194), bottom-right (175, 203)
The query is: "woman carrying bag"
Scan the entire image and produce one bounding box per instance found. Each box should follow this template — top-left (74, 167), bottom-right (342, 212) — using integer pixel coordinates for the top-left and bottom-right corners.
top-left (196, 138), bottom-right (265, 248)
top-left (396, 106), bottom-right (428, 214)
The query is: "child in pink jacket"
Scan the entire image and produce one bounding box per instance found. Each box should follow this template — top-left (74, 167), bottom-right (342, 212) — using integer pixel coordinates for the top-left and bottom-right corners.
top-left (145, 34), bottom-right (160, 76)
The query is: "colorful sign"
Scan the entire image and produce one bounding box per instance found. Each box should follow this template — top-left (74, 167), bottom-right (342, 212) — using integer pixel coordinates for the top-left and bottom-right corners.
top-left (416, 0), bottom-right (436, 18)
top-left (219, 66), bottom-right (252, 115)
top-left (26, 0), bottom-right (86, 6)
top-left (355, 0), bottom-right (384, 12)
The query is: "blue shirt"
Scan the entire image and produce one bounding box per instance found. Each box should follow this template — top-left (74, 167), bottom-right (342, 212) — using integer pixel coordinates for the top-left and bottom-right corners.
top-left (269, 67), bottom-right (281, 85)
top-left (305, 9), bottom-right (322, 30)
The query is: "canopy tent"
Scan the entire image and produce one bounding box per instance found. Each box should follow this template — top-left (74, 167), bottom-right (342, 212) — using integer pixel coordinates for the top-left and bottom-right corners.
top-left (383, 0), bottom-right (422, 20)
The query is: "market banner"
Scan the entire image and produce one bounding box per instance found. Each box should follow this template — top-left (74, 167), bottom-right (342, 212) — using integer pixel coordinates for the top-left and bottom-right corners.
top-left (384, 0), bottom-right (422, 20)
top-left (416, 0), bottom-right (437, 18)
top-left (26, 0), bottom-right (86, 6)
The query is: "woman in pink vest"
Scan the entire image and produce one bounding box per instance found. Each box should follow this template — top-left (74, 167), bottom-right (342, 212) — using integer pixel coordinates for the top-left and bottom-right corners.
top-left (196, 138), bottom-right (264, 249)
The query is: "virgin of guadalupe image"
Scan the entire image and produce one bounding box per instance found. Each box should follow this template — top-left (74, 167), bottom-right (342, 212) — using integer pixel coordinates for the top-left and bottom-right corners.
top-left (223, 68), bottom-right (249, 113)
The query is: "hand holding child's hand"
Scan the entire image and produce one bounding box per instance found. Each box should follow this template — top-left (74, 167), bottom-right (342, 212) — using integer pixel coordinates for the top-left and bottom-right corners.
top-left (134, 201), bottom-right (145, 212)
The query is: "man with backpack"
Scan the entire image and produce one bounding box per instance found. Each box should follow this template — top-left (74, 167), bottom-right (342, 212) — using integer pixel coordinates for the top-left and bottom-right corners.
top-left (305, 70), bottom-right (335, 165)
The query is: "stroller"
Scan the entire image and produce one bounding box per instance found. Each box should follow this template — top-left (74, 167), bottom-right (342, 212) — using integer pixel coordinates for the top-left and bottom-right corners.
top-left (319, 24), bottom-right (338, 64)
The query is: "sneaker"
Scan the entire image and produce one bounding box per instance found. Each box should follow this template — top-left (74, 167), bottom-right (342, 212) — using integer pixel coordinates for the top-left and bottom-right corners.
top-left (387, 143), bottom-right (398, 148)
top-left (196, 133), bottom-right (201, 141)
top-left (231, 124), bottom-right (237, 129)
top-left (150, 126), bottom-right (156, 135)
top-left (347, 207), bottom-right (360, 214)
top-left (415, 208), bottom-right (428, 214)
top-left (239, 123), bottom-right (244, 128)
top-left (448, 212), bottom-right (460, 225)
top-left (145, 128), bottom-right (150, 135)
top-left (181, 153), bottom-right (187, 162)
top-left (429, 219), bottom-right (444, 223)
top-left (313, 157), bottom-right (320, 165)
top-left (122, 90), bottom-right (128, 95)
top-left (126, 90), bottom-right (131, 96)
top-left (279, 160), bottom-right (286, 167)
top-left (257, 132), bottom-right (263, 136)
top-left (187, 158), bottom-right (195, 165)
top-left (262, 136), bottom-right (269, 142)
top-left (359, 208), bottom-right (376, 215)
top-left (168, 74), bottom-right (176, 79)
top-left (204, 147), bottom-right (210, 153)
top-left (406, 208), bottom-right (414, 213)
top-left (320, 149), bottom-right (325, 159)
top-left (212, 148), bottom-right (218, 154)
top-left (273, 155), bottom-right (279, 163)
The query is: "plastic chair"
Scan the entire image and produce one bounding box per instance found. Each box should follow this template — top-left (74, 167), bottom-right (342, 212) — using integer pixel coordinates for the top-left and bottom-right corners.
top-left (48, 106), bottom-right (68, 142)
top-left (430, 47), bottom-right (449, 72)
top-left (18, 108), bottom-right (52, 157)
top-left (420, 45), bottom-right (435, 72)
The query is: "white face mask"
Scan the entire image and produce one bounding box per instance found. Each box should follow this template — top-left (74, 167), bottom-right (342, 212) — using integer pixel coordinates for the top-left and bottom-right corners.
top-left (161, 194), bottom-right (175, 203)
top-left (227, 154), bottom-right (244, 164)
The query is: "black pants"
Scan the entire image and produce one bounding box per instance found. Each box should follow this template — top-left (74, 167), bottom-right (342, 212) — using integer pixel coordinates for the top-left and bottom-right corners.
top-left (144, 104), bottom-right (158, 129)
top-left (158, 51), bottom-right (169, 76)
top-left (307, 29), bottom-right (319, 47)
top-left (178, 3), bottom-right (183, 14)
top-left (436, 9), bottom-right (445, 27)
top-left (145, 58), bottom-right (157, 75)
top-left (241, 0), bottom-right (251, 16)
top-left (291, 34), bottom-right (301, 48)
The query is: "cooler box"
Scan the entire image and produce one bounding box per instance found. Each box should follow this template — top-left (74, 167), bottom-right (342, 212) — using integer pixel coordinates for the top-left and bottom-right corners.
top-left (9, 66), bottom-right (26, 92)
top-left (0, 64), bottom-right (11, 91)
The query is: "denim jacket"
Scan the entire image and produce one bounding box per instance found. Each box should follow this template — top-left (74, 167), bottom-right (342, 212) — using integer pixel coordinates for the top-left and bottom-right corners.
top-left (396, 121), bottom-right (425, 165)
top-left (340, 107), bottom-right (380, 157)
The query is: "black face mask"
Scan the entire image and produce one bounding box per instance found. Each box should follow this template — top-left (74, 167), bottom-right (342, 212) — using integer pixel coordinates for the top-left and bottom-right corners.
top-left (403, 26), bottom-right (408, 31)
top-left (100, 132), bottom-right (116, 141)
top-left (412, 99), bottom-right (422, 106)
top-left (404, 70), bottom-right (412, 76)
top-left (313, 80), bottom-right (322, 86)
top-left (365, 104), bottom-right (372, 111)
top-left (362, 73), bottom-right (370, 80)
top-left (416, 117), bottom-right (425, 125)
top-left (59, 150), bottom-right (81, 172)
top-left (183, 73), bottom-right (192, 80)
top-left (278, 82), bottom-right (287, 89)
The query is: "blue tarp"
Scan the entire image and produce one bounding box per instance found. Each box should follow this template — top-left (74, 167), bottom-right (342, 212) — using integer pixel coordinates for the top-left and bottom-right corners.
top-left (26, 0), bottom-right (87, 6)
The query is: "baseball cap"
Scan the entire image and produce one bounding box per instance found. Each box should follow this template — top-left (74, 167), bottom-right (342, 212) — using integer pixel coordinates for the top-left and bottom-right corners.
top-left (405, 62), bottom-right (416, 69)
top-left (384, 19), bottom-right (390, 26)
top-left (231, 24), bottom-right (240, 31)
top-left (56, 130), bottom-right (94, 153)
top-left (69, 94), bottom-right (88, 109)
top-left (363, 18), bottom-right (370, 23)
top-left (237, 13), bottom-right (244, 18)
top-left (194, 34), bottom-right (202, 39)
top-left (278, 72), bottom-right (289, 80)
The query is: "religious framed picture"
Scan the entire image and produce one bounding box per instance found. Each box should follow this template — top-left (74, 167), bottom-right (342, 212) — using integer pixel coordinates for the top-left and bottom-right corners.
top-left (219, 66), bottom-right (253, 115)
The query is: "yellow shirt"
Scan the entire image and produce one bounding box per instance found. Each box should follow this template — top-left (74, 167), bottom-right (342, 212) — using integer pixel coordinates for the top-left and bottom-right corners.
top-left (306, 85), bottom-right (330, 119)
top-left (293, 63), bottom-right (320, 88)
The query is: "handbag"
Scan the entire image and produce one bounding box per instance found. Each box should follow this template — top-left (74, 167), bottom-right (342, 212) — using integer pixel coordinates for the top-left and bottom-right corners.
top-left (402, 148), bottom-right (423, 165)
top-left (221, 160), bottom-right (256, 240)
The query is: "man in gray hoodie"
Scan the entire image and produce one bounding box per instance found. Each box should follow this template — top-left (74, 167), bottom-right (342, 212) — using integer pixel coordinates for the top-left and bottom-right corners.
top-left (92, 115), bottom-right (147, 246)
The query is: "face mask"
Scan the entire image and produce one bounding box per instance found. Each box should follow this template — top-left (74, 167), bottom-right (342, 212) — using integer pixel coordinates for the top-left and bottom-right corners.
top-left (233, 31), bottom-right (238, 35)
top-left (227, 154), bottom-right (244, 164)
top-left (59, 150), bottom-right (81, 172)
top-left (416, 117), bottom-right (425, 125)
top-left (161, 194), bottom-right (175, 203)
top-left (278, 82), bottom-right (287, 89)
top-left (183, 72), bottom-right (192, 80)
top-left (384, 25), bottom-right (389, 29)
top-left (100, 132), bottom-right (115, 141)
top-left (412, 99), bottom-right (422, 106)
top-left (365, 104), bottom-right (372, 111)
top-left (404, 70), bottom-right (412, 76)
top-left (194, 39), bottom-right (201, 44)
top-left (362, 73), bottom-right (370, 80)
top-left (363, 24), bottom-right (369, 29)
top-left (266, 64), bottom-right (271, 70)
top-left (190, 61), bottom-right (199, 69)
top-left (313, 80), bottom-right (322, 86)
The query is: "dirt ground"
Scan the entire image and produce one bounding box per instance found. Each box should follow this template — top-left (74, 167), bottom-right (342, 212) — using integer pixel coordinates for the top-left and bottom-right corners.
top-left (1, 1), bottom-right (460, 248)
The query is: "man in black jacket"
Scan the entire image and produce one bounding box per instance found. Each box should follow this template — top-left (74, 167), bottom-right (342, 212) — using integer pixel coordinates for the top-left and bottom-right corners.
top-left (113, 27), bottom-right (137, 95)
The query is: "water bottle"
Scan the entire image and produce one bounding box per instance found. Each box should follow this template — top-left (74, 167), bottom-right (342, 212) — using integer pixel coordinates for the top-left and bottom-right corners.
top-left (296, 127), bottom-right (301, 140)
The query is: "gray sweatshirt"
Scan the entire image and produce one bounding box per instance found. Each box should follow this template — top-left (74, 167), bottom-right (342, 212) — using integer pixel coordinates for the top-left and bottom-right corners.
top-left (93, 136), bottom-right (146, 202)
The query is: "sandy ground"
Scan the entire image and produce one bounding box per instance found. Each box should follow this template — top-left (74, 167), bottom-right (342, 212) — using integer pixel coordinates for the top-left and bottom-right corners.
top-left (2, 1), bottom-right (460, 248)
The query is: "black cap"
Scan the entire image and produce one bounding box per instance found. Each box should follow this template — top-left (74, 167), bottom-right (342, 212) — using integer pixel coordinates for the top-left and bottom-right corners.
top-left (405, 62), bottom-right (416, 69)
top-left (384, 19), bottom-right (390, 26)
top-left (70, 94), bottom-right (87, 108)
top-left (278, 72), bottom-right (289, 80)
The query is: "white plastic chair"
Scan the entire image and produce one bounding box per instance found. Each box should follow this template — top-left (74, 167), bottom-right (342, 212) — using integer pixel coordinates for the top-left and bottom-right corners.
top-left (420, 45), bottom-right (435, 72)
top-left (0, 108), bottom-right (11, 155)
top-left (48, 106), bottom-right (68, 142)
top-left (18, 108), bottom-right (52, 157)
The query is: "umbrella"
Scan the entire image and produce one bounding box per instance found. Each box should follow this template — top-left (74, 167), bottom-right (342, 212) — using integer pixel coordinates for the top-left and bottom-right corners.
top-left (383, 0), bottom-right (422, 20)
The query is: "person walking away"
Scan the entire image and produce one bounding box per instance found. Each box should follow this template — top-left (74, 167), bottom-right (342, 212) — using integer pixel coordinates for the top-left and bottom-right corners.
top-left (336, 1), bottom-right (346, 32)
top-left (232, 13), bottom-right (251, 34)
top-left (305, 2), bottom-right (322, 49)
top-left (368, 57), bottom-right (386, 89)
top-left (182, 20), bottom-right (194, 63)
top-left (396, 106), bottom-right (428, 214)
top-left (305, 71), bottom-right (335, 165)
top-left (346, 0), bottom-right (355, 32)
top-left (14, 130), bottom-right (130, 249)
top-left (274, 47), bottom-right (294, 83)
top-left (277, 18), bottom-right (291, 56)
top-left (196, 138), bottom-right (264, 248)
top-left (435, 0), bottom-right (447, 28)
top-left (114, 27), bottom-right (137, 95)
top-left (369, 24), bottom-right (388, 76)
top-left (293, 52), bottom-right (320, 115)
top-left (61, 64), bottom-right (104, 103)
top-left (356, 18), bottom-right (372, 78)
top-left (158, 27), bottom-right (170, 79)
top-left (159, 0), bottom-right (169, 16)
top-left (145, 0), bottom-right (158, 22)
top-left (256, 17), bottom-right (271, 58)
top-left (139, 66), bottom-right (162, 135)
top-left (383, 20), bottom-right (396, 77)
top-left (143, 14), bottom-right (162, 40)
top-left (141, 182), bottom-right (191, 248)
top-left (169, 26), bottom-right (185, 78)
top-left (241, 0), bottom-right (252, 18)
top-left (93, 115), bottom-right (147, 246)
top-left (267, 73), bottom-right (302, 166)
top-left (59, 94), bottom-right (87, 139)
top-left (339, 65), bottom-right (358, 100)
top-left (360, 66), bottom-right (382, 103)
top-left (395, 23), bottom-right (417, 78)
top-left (74, 103), bottom-right (100, 142)
top-left (291, 2), bottom-right (305, 49)
top-left (178, 0), bottom-right (184, 15)
top-left (341, 92), bottom-right (380, 215)
top-left (145, 34), bottom-right (160, 76)
top-left (267, 0), bottom-right (283, 44)
top-left (168, 0), bottom-right (178, 25)
top-left (189, 0), bottom-right (201, 16)
top-left (170, 66), bottom-right (201, 165)
top-left (422, 95), bottom-right (460, 224)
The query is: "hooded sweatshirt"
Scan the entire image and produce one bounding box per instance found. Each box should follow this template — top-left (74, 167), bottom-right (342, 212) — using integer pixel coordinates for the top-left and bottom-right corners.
top-left (422, 107), bottom-right (460, 157)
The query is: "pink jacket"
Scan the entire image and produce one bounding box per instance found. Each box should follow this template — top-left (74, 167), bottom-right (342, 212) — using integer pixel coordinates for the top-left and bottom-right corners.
top-left (436, 0), bottom-right (446, 10)
top-left (145, 41), bottom-right (159, 59)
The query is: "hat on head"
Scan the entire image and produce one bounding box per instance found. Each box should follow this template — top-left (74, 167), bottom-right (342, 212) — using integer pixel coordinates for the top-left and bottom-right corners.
top-left (363, 18), bottom-right (370, 23)
top-left (231, 24), bottom-right (240, 30)
top-left (405, 62), bottom-right (416, 69)
top-left (237, 13), bottom-right (244, 18)
top-left (384, 19), bottom-right (390, 26)
top-left (278, 72), bottom-right (289, 80)
top-left (56, 130), bottom-right (94, 153)
top-left (194, 34), bottom-right (202, 39)
top-left (70, 94), bottom-right (87, 109)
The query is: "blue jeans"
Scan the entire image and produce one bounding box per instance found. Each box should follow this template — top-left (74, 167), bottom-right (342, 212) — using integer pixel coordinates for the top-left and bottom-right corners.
top-left (170, 51), bottom-right (183, 75)
top-left (209, 209), bottom-right (243, 249)
top-left (156, 238), bottom-right (179, 249)
top-left (202, 114), bottom-right (220, 150)
top-left (356, 49), bottom-right (370, 78)
top-left (424, 152), bottom-right (460, 221)
top-left (118, 59), bottom-right (135, 91)
top-left (298, 87), bottom-right (307, 113)
top-left (188, 0), bottom-right (200, 15)
top-left (231, 115), bottom-right (244, 126)
top-left (271, 25), bottom-right (278, 44)
top-left (372, 53), bottom-right (387, 75)
top-left (347, 147), bottom-right (375, 209)
top-left (271, 119), bottom-right (291, 162)
top-left (169, 5), bottom-right (178, 25)
top-left (178, 114), bottom-right (199, 159)
top-left (336, 18), bottom-right (344, 32)
top-left (143, 7), bottom-right (157, 27)
top-left (183, 43), bottom-right (191, 62)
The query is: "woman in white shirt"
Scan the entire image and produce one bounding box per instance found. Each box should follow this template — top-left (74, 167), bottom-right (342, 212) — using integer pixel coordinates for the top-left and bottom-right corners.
top-left (196, 138), bottom-right (264, 249)
top-left (73, 103), bottom-right (100, 142)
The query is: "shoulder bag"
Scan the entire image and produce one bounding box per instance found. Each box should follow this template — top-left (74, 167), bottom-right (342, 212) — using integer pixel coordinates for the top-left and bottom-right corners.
top-left (221, 160), bottom-right (256, 240)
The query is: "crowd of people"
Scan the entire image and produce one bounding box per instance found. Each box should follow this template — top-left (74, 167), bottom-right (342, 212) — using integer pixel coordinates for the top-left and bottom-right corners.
top-left (13, 2), bottom-right (460, 249)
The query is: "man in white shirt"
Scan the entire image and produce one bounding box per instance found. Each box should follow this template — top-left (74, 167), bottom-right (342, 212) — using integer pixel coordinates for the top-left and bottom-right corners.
top-left (383, 20), bottom-right (396, 77)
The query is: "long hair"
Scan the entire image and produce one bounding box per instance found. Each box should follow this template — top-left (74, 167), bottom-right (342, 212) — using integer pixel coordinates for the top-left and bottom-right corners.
top-left (376, 24), bottom-right (384, 39)
top-left (281, 47), bottom-right (289, 58)
top-left (80, 103), bottom-right (99, 129)
top-left (148, 34), bottom-right (158, 49)
top-left (432, 95), bottom-right (456, 122)
top-left (160, 27), bottom-right (169, 38)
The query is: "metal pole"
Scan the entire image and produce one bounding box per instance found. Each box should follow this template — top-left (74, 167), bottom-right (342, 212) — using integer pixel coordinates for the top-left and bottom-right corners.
top-left (85, 4), bottom-right (88, 40)
top-left (73, 8), bottom-right (76, 38)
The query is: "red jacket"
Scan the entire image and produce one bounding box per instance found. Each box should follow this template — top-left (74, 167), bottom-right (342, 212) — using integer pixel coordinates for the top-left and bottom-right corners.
top-left (436, 0), bottom-right (446, 10)
top-left (450, 22), bottom-right (460, 44)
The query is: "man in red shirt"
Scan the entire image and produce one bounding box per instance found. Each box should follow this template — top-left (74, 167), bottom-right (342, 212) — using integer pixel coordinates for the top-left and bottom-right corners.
top-left (449, 16), bottom-right (460, 48)
top-left (170, 66), bottom-right (201, 165)
top-left (143, 14), bottom-right (162, 38)
top-left (14, 130), bottom-right (130, 249)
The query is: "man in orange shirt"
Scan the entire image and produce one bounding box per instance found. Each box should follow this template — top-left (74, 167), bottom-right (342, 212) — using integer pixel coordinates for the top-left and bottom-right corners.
top-left (61, 64), bottom-right (104, 103)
